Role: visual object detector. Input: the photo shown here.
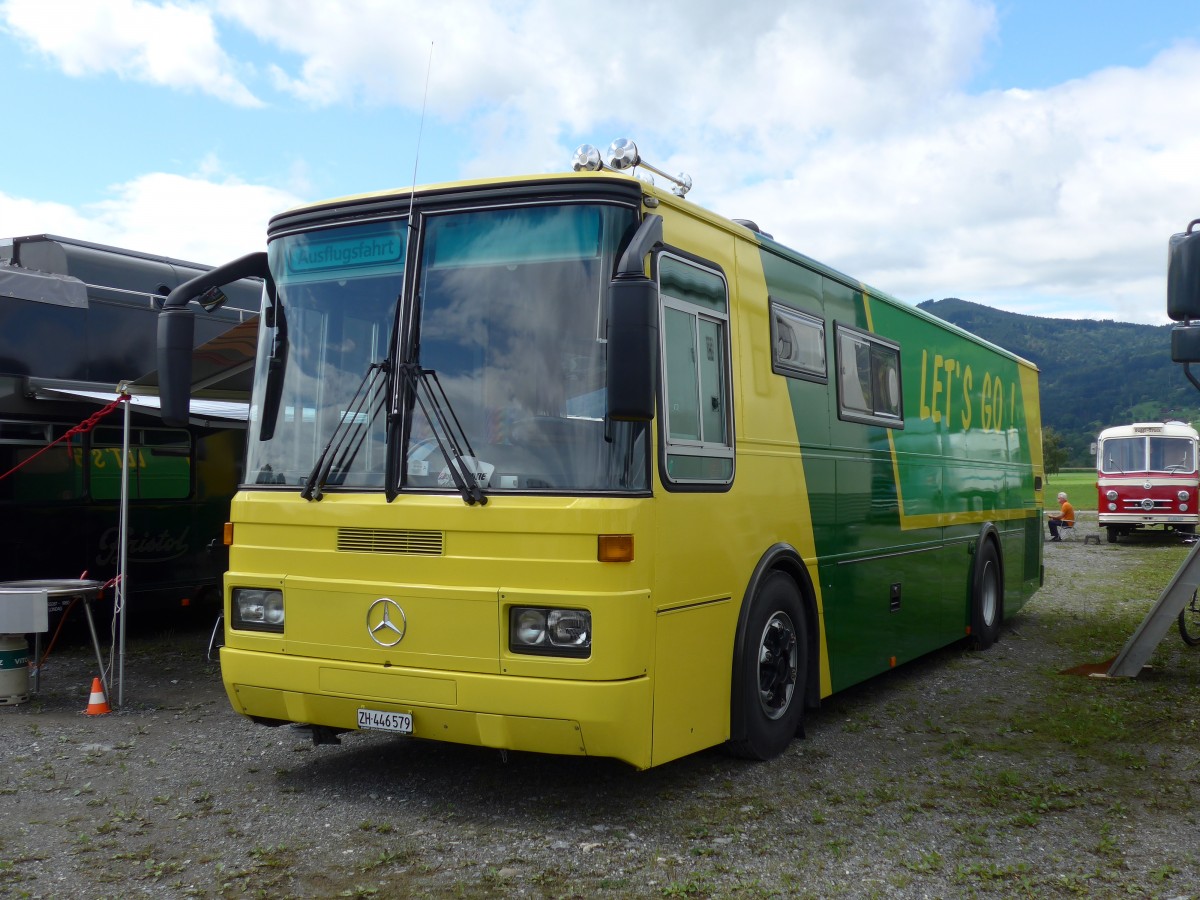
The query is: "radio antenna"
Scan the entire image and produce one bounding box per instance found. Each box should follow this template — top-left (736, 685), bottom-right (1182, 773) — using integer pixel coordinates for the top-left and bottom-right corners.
top-left (408, 41), bottom-right (434, 226)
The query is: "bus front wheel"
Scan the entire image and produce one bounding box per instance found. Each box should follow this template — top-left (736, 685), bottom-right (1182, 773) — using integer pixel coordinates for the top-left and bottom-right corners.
top-left (728, 572), bottom-right (808, 761)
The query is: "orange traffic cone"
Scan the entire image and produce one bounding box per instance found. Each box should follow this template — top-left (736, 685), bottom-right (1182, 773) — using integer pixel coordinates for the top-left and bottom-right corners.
top-left (85, 677), bottom-right (111, 715)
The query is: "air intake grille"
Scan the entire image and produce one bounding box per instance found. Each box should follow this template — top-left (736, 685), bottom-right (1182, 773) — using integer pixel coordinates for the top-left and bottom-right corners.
top-left (337, 528), bottom-right (444, 555)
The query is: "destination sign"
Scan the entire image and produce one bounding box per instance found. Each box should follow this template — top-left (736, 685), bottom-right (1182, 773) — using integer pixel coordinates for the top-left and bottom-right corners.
top-left (287, 233), bottom-right (405, 273)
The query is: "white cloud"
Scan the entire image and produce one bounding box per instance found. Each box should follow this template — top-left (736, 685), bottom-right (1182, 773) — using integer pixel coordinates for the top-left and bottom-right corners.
top-left (0, 0), bottom-right (261, 106)
top-left (702, 44), bottom-right (1200, 323)
top-left (89, 172), bottom-right (301, 264)
top-left (0, 172), bottom-right (301, 266)
top-left (4, 0), bottom-right (1197, 323)
top-left (0, 193), bottom-right (97, 243)
top-left (216, 0), bottom-right (998, 176)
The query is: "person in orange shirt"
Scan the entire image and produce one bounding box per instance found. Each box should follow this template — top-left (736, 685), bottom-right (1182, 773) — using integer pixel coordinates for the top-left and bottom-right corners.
top-left (1048, 491), bottom-right (1075, 541)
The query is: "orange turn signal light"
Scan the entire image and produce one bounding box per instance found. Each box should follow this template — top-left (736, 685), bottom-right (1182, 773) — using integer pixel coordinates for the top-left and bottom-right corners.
top-left (597, 534), bottom-right (634, 562)
top-left (223, 521), bottom-right (234, 546)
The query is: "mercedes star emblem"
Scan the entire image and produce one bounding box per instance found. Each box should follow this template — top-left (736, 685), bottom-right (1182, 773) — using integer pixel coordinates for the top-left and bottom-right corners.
top-left (366, 597), bottom-right (407, 647)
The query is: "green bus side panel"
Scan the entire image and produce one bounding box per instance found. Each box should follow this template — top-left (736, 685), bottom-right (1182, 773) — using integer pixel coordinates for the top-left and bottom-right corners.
top-left (760, 247), bottom-right (1040, 693)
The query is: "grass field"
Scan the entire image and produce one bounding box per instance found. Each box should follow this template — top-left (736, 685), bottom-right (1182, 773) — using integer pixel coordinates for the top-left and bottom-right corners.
top-left (1047, 469), bottom-right (1096, 511)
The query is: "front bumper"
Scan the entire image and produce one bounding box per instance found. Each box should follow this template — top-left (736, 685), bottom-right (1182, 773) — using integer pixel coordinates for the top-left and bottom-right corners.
top-left (220, 647), bottom-right (654, 768)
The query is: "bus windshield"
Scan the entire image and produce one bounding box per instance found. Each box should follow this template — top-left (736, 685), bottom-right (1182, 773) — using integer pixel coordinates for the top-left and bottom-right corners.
top-left (245, 202), bottom-right (648, 494)
top-left (1100, 435), bottom-right (1197, 474)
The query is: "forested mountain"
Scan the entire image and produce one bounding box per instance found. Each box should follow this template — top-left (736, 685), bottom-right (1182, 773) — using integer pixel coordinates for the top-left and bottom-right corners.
top-left (917, 298), bottom-right (1200, 467)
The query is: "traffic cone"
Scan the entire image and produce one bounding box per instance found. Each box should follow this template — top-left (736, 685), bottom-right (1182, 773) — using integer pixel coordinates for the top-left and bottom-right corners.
top-left (85, 677), bottom-right (111, 715)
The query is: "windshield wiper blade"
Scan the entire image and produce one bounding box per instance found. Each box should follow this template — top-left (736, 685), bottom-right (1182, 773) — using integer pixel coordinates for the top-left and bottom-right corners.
top-left (398, 362), bottom-right (487, 505)
top-left (302, 360), bottom-right (389, 501)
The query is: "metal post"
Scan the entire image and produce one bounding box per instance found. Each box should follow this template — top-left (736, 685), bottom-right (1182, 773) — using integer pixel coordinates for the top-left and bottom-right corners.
top-left (1107, 538), bottom-right (1200, 677)
top-left (117, 386), bottom-right (130, 706)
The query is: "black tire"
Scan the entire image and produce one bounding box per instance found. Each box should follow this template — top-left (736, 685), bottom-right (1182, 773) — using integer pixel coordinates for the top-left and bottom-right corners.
top-left (727, 572), bottom-right (808, 761)
top-left (1180, 591), bottom-right (1200, 647)
top-left (1106, 527), bottom-right (1119, 544)
top-left (969, 539), bottom-right (1002, 650)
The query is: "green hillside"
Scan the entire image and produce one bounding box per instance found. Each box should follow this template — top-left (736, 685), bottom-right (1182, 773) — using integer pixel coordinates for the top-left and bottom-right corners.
top-left (917, 298), bottom-right (1200, 467)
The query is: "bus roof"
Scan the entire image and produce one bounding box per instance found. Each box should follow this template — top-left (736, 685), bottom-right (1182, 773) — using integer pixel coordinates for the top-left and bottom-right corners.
top-left (1098, 421), bottom-right (1200, 440)
top-left (270, 170), bottom-right (1037, 371)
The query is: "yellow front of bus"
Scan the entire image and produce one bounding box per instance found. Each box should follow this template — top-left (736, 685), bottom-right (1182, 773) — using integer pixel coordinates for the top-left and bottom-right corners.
top-left (219, 178), bottom-right (666, 769)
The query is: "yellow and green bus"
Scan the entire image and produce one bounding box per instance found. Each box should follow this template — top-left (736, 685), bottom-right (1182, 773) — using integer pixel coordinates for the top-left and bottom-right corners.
top-left (158, 141), bottom-right (1044, 769)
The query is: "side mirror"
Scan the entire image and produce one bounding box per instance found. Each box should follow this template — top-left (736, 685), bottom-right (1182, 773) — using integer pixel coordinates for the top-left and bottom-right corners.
top-left (157, 308), bottom-right (196, 426)
top-left (605, 214), bottom-right (663, 422)
top-left (1172, 324), bottom-right (1200, 364)
top-left (606, 275), bottom-right (658, 421)
top-left (157, 251), bottom-right (269, 426)
top-left (1168, 221), bottom-right (1200, 321)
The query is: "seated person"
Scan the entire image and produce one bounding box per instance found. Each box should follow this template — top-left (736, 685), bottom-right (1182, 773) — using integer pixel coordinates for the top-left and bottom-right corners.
top-left (1047, 491), bottom-right (1075, 541)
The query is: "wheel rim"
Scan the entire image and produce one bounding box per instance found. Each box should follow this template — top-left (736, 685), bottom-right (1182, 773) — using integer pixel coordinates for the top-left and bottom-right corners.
top-left (980, 560), bottom-right (998, 627)
top-left (757, 612), bottom-right (799, 720)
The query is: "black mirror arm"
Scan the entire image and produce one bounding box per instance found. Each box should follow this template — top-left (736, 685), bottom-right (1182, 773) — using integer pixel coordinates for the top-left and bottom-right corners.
top-left (1186, 363), bottom-right (1200, 396)
top-left (615, 214), bottom-right (663, 277)
top-left (162, 251), bottom-right (270, 311)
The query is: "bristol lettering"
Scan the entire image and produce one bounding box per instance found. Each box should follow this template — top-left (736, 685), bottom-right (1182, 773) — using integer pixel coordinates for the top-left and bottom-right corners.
top-left (96, 526), bottom-right (191, 566)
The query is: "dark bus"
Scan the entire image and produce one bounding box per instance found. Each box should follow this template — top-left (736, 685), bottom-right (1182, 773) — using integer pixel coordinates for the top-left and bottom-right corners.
top-left (0, 234), bottom-right (259, 608)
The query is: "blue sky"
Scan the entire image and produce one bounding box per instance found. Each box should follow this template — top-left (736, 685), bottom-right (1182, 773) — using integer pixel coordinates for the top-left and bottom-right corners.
top-left (1, 0), bottom-right (1198, 324)
top-left (973, 1), bottom-right (1200, 90)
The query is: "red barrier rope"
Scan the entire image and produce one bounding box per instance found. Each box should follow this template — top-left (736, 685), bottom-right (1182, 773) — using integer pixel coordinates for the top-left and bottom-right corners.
top-left (0, 393), bottom-right (129, 483)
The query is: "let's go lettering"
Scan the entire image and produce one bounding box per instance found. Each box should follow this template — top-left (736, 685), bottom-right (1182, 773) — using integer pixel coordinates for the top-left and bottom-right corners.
top-left (917, 349), bottom-right (1019, 433)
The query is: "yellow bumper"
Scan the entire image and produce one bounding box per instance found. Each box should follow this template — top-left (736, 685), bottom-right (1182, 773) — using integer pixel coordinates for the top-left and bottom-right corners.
top-left (220, 647), bottom-right (655, 769)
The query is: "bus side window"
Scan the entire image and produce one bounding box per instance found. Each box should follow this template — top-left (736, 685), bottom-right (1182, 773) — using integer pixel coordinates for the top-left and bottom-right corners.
top-left (89, 426), bottom-right (192, 500)
top-left (834, 323), bottom-right (903, 428)
top-left (659, 255), bottom-right (734, 486)
top-left (0, 421), bottom-right (85, 501)
top-left (770, 301), bottom-right (827, 383)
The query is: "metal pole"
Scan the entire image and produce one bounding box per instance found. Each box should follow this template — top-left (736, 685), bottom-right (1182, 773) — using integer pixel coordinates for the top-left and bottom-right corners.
top-left (117, 387), bottom-right (130, 706)
top-left (1107, 538), bottom-right (1200, 677)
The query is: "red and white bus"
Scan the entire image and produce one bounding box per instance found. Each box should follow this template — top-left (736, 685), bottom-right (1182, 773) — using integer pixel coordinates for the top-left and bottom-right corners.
top-left (1096, 421), bottom-right (1200, 543)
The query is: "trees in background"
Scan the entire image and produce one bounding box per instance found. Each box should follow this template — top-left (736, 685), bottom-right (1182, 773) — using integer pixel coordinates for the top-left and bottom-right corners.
top-left (920, 298), bottom-right (1200, 466)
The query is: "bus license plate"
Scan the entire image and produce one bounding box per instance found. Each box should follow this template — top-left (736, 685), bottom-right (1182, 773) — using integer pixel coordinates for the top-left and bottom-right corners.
top-left (356, 709), bottom-right (413, 734)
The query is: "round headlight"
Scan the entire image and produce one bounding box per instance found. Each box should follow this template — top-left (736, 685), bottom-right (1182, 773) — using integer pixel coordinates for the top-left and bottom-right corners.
top-left (1108, 502), bottom-right (1117, 511)
top-left (1106, 490), bottom-right (1118, 501)
top-left (547, 609), bottom-right (590, 646)
top-left (264, 593), bottom-right (285, 625)
top-left (1180, 490), bottom-right (1191, 502)
top-left (515, 609), bottom-right (547, 646)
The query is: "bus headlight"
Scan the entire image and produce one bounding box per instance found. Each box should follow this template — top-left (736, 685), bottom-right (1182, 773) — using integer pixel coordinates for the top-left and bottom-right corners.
top-left (1106, 490), bottom-right (1118, 501)
top-left (232, 588), bottom-right (285, 633)
top-left (509, 606), bottom-right (591, 657)
top-left (1108, 502), bottom-right (1117, 511)
top-left (1179, 490), bottom-right (1191, 502)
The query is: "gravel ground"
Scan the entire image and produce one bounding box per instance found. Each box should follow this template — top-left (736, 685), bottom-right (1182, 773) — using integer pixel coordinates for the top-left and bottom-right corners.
top-left (5, 511), bottom-right (1200, 899)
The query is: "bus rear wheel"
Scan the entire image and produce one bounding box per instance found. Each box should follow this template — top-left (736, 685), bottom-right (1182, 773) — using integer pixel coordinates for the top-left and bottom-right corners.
top-left (970, 540), bottom-right (1002, 650)
top-left (728, 572), bottom-right (808, 761)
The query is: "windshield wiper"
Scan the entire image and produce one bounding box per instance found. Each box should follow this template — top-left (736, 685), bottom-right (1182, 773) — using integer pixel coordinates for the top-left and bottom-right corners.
top-left (302, 360), bottom-right (390, 501)
top-left (397, 362), bottom-right (487, 505)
